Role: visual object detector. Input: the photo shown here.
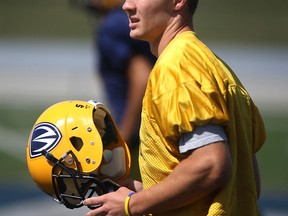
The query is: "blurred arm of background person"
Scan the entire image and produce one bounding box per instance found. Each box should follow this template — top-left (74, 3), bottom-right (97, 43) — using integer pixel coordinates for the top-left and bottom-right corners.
top-left (119, 54), bottom-right (153, 145)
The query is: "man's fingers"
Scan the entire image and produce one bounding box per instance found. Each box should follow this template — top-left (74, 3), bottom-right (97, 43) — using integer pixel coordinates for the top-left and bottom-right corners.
top-left (83, 197), bottom-right (102, 208)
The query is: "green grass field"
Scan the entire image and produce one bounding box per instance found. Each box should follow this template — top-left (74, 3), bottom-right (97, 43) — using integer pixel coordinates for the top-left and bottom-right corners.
top-left (0, 106), bottom-right (287, 194)
top-left (257, 113), bottom-right (288, 192)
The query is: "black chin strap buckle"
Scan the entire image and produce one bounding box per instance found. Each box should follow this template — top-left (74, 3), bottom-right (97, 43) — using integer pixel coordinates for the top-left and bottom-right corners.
top-left (42, 150), bottom-right (58, 164)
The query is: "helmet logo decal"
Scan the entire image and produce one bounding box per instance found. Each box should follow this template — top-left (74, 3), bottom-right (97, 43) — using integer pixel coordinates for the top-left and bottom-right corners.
top-left (30, 122), bottom-right (62, 158)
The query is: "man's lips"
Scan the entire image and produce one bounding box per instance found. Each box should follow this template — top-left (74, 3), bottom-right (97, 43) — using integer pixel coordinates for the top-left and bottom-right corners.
top-left (129, 17), bottom-right (139, 29)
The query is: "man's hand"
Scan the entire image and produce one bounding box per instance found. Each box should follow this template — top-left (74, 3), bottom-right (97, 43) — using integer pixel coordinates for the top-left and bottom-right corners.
top-left (120, 178), bottom-right (143, 192)
top-left (84, 187), bottom-right (133, 216)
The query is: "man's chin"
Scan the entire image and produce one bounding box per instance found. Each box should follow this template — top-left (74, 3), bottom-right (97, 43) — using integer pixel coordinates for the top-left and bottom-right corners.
top-left (129, 31), bottom-right (144, 41)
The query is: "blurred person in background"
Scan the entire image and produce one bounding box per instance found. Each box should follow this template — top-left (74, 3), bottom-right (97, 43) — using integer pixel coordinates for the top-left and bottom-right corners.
top-left (71, 0), bottom-right (156, 147)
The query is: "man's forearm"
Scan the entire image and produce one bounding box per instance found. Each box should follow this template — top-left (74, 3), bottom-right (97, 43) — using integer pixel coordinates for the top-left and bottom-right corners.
top-left (128, 142), bottom-right (232, 215)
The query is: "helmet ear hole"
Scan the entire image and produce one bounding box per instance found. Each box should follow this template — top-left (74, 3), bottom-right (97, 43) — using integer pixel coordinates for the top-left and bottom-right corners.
top-left (70, 137), bottom-right (84, 151)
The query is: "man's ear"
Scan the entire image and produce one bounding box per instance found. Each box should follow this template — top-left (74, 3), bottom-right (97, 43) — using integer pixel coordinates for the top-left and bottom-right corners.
top-left (174, 0), bottom-right (187, 11)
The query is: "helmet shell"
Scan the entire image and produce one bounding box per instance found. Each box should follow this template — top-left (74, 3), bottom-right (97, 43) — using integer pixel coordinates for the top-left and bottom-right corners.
top-left (26, 100), bottom-right (130, 196)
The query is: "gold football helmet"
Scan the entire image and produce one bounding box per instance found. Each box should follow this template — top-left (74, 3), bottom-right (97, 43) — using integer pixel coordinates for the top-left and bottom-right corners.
top-left (26, 100), bottom-right (131, 209)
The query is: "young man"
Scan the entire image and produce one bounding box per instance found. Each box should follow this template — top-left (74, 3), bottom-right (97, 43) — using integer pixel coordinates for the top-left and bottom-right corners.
top-left (84, 0), bottom-right (266, 215)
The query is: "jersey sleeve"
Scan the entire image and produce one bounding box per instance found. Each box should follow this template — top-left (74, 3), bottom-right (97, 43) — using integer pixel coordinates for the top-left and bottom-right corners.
top-left (150, 73), bottom-right (230, 142)
top-left (179, 124), bottom-right (228, 153)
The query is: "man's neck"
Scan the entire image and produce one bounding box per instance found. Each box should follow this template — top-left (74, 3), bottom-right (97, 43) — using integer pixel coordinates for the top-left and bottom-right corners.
top-left (150, 25), bottom-right (193, 57)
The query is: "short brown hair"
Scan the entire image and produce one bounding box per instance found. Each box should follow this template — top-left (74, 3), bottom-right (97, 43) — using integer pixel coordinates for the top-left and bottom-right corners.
top-left (188, 0), bottom-right (199, 15)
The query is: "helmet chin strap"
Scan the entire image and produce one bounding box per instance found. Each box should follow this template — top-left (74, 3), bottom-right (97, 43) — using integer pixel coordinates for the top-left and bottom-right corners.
top-left (41, 150), bottom-right (119, 209)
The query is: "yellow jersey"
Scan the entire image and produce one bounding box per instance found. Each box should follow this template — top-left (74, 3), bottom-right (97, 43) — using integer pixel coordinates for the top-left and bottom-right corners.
top-left (139, 31), bottom-right (266, 215)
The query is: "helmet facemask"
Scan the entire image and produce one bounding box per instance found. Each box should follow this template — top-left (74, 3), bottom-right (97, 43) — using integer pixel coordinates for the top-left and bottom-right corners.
top-left (42, 149), bottom-right (119, 209)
